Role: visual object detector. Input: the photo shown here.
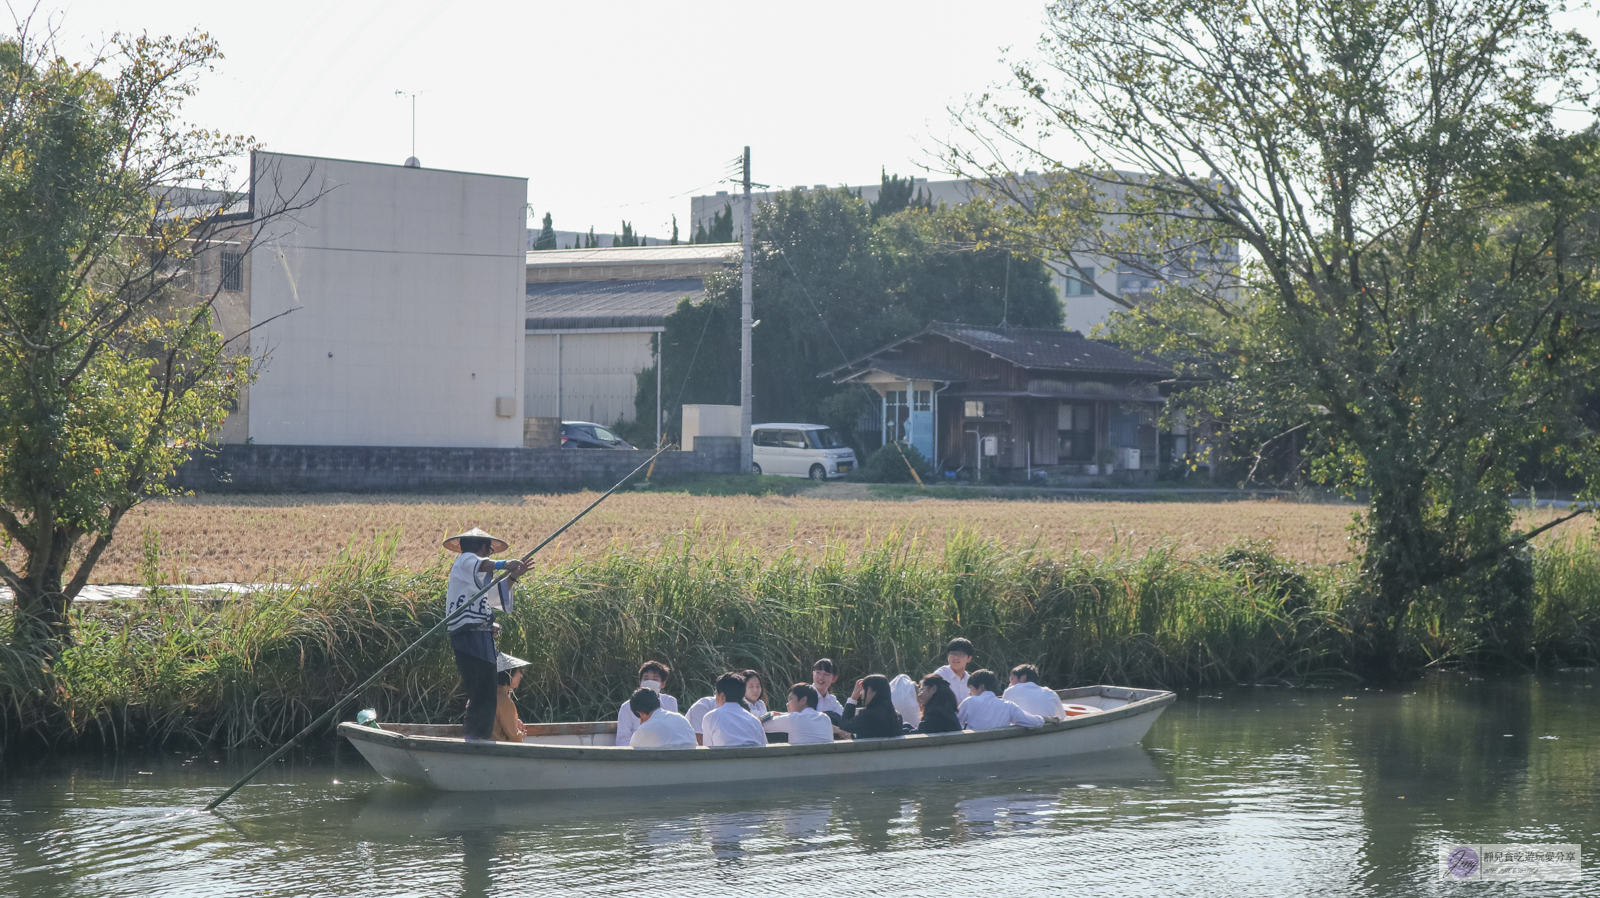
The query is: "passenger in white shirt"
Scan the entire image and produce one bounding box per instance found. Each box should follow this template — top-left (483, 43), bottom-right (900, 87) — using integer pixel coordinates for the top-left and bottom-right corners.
top-left (614, 660), bottom-right (680, 747)
top-left (625, 687), bottom-right (697, 749)
top-left (811, 658), bottom-right (845, 719)
top-left (958, 669), bottom-right (1045, 730)
top-left (740, 669), bottom-right (769, 718)
top-left (686, 694), bottom-right (717, 745)
top-left (1001, 664), bottom-right (1066, 721)
top-left (934, 637), bottom-right (975, 705)
top-left (760, 683), bottom-right (836, 745)
top-left (700, 672), bottom-right (768, 747)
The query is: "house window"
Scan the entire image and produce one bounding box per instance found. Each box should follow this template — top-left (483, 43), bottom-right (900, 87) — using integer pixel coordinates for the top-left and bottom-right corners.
top-left (913, 390), bottom-right (931, 412)
top-left (1064, 265), bottom-right (1096, 297)
top-left (220, 251), bottom-right (244, 292)
top-left (963, 399), bottom-right (1006, 419)
top-left (1058, 401), bottom-right (1096, 461)
top-left (885, 390), bottom-right (909, 442)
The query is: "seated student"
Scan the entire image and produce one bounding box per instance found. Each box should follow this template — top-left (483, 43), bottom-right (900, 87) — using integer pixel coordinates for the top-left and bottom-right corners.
top-left (742, 669), bottom-right (769, 718)
top-left (935, 638), bottom-right (976, 705)
top-left (700, 672), bottom-right (767, 747)
top-left (906, 673), bottom-right (962, 735)
top-left (958, 669), bottom-right (1046, 730)
top-left (615, 660), bottom-right (681, 747)
top-left (760, 683), bottom-right (836, 745)
top-left (811, 658), bottom-right (845, 720)
top-left (835, 674), bottom-right (904, 740)
top-left (686, 692), bottom-right (717, 746)
top-left (492, 653), bottom-right (531, 743)
top-left (1002, 664), bottom-right (1066, 721)
top-left (625, 687), bottom-right (697, 749)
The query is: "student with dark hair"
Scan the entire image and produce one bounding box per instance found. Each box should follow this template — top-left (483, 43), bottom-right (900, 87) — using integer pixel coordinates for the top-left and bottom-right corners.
top-left (761, 683), bottom-right (835, 745)
top-left (626, 687), bottom-right (696, 749)
top-left (1002, 663), bottom-right (1066, 720)
top-left (811, 658), bottom-right (844, 718)
top-left (935, 638), bottom-right (975, 705)
top-left (615, 660), bottom-right (681, 747)
top-left (907, 673), bottom-right (962, 735)
top-left (958, 669), bottom-right (1045, 730)
top-left (700, 672), bottom-right (766, 747)
top-left (742, 669), bottom-right (769, 717)
top-left (835, 674), bottom-right (904, 740)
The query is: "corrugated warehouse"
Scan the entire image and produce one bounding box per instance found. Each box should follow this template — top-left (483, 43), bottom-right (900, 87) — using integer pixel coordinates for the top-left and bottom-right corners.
top-left (524, 245), bottom-right (737, 435)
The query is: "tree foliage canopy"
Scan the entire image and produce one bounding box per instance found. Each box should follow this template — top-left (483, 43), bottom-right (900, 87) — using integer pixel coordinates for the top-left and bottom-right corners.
top-left (0, 25), bottom-right (311, 646)
top-left (633, 183), bottom-right (1061, 445)
top-left (948, 0), bottom-right (1600, 672)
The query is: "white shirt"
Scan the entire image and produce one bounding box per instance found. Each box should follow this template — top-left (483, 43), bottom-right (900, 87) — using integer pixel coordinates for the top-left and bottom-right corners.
top-left (615, 693), bottom-right (679, 747)
top-left (958, 691), bottom-right (1045, 730)
top-left (816, 692), bottom-right (844, 717)
top-left (701, 702), bottom-right (767, 747)
top-left (1002, 681), bottom-right (1066, 720)
top-left (445, 552), bottom-right (512, 631)
top-left (628, 709), bottom-right (697, 749)
top-left (686, 695), bottom-right (717, 734)
top-left (748, 699), bottom-right (767, 718)
top-left (935, 665), bottom-right (971, 705)
top-left (761, 707), bottom-right (835, 745)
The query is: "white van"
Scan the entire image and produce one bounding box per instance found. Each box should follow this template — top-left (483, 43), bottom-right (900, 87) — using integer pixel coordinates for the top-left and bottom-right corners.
top-left (751, 424), bottom-right (857, 480)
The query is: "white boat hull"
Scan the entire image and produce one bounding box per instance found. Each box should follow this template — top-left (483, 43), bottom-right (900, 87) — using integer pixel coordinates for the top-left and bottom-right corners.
top-left (339, 685), bottom-right (1174, 793)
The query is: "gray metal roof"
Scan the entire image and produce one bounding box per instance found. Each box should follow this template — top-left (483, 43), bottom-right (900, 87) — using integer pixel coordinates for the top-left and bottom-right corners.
top-left (837, 359), bottom-right (965, 383)
top-left (525, 244), bottom-right (738, 267)
top-left (924, 322), bottom-right (1170, 376)
top-left (525, 278), bottom-right (704, 330)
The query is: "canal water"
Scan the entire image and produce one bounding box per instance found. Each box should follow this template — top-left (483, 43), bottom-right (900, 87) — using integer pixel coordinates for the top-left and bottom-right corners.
top-left (1, 673), bottom-right (1594, 897)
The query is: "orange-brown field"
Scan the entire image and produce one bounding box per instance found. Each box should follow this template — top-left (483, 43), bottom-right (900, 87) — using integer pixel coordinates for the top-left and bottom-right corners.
top-left (9, 490), bottom-right (1585, 585)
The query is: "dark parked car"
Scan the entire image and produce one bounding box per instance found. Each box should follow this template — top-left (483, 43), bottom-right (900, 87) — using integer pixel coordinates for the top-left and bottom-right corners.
top-left (560, 421), bottom-right (635, 450)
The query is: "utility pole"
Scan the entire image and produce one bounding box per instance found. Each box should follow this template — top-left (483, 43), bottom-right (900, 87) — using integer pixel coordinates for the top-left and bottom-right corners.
top-left (740, 146), bottom-right (753, 474)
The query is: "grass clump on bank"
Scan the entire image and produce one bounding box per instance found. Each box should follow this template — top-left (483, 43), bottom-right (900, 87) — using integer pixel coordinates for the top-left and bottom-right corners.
top-left (3, 531), bottom-right (1598, 753)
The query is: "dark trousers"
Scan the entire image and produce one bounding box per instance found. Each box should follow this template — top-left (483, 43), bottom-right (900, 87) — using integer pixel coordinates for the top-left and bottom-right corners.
top-left (454, 649), bottom-right (498, 740)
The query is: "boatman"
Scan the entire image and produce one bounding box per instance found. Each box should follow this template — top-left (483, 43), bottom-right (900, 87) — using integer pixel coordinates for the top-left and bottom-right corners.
top-left (445, 528), bottom-right (528, 742)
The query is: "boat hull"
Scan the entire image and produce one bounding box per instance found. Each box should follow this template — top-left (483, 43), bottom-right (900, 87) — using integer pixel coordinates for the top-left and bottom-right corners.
top-left (340, 685), bottom-right (1172, 793)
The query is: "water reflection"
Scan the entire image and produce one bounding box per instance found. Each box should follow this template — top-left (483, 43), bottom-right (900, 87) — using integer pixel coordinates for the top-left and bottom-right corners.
top-left (2, 674), bottom-right (1596, 897)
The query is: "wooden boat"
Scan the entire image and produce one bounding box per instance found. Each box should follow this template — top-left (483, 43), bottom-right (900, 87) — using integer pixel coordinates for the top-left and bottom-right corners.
top-left (338, 685), bottom-right (1174, 793)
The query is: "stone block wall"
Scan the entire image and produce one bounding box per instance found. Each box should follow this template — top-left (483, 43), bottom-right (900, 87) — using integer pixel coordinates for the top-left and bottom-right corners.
top-left (175, 437), bottom-right (740, 493)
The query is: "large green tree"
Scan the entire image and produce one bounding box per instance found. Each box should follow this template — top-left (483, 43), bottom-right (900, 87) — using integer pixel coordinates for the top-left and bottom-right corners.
top-left (949, 0), bottom-right (1600, 673)
top-left (0, 28), bottom-right (311, 647)
top-left (635, 182), bottom-right (1061, 442)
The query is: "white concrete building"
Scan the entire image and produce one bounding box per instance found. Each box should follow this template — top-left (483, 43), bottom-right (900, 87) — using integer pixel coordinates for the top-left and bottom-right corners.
top-left (523, 244), bottom-right (736, 431)
top-left (218, 151), bottom-right (528, 448)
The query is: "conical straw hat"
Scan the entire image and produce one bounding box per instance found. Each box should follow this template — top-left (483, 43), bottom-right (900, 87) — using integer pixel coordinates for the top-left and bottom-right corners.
top-left (443, 527), bottom-right (509, 554)
top-left (496, 653), bottom-right (531, 672)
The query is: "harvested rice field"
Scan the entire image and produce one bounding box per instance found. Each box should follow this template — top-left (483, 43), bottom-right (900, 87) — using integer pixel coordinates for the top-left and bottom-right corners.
top-left (12, 488), bottom-right (1584, 585)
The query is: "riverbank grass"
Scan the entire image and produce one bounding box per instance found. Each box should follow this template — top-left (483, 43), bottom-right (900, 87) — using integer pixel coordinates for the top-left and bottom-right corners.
top-left (3, 531), bottom-right (1598, 752)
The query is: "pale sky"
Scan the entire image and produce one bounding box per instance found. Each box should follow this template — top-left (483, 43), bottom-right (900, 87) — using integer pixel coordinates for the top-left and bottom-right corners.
top-left (42, 1), bottom-right (1600, 243)
top-left (47, 1), bottom-right (1054, 241)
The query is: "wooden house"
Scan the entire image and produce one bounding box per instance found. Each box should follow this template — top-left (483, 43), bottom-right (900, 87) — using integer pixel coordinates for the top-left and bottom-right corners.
top-left (826, 322), bottom-right (1170, 476)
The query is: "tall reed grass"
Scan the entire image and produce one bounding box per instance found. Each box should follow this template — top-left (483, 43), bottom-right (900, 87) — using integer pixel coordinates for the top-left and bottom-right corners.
top-left (2, 531), bottom-right (1596, 753)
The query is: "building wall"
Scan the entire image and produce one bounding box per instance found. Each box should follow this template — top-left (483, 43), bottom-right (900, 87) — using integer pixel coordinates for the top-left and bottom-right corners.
top-left (245, 152), bottom-right (527, 447)
top-left (524, 331), bottom-right (655, 424)
top-left (173, 437), bottom-right (739, 492)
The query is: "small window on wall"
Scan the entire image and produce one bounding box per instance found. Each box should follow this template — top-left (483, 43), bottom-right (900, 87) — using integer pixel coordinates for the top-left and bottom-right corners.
top-left (963, 400), bottom-right (1006, 419)
top-left (1064, 266), bottom-right (1096, 297)
top-left (913, 390), bottom-right (931, 412)
top-left (220, 251), bottom-right (244, 292)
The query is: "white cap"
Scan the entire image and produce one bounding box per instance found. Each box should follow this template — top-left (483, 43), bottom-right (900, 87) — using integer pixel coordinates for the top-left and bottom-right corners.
top-left (495, 653), bottom-right (531, 673)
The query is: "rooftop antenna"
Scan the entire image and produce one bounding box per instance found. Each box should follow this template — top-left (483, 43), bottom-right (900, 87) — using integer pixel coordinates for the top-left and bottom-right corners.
top-left (395, 90), bottom-right (421, 167)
